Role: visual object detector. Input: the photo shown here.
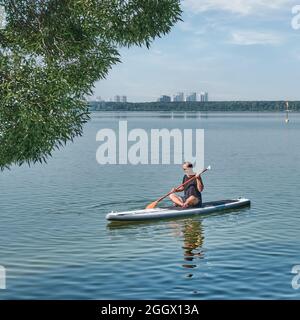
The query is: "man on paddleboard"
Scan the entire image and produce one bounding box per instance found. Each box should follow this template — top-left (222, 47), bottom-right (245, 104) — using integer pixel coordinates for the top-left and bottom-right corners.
top-left (169, 162), bottom-right (204, 208)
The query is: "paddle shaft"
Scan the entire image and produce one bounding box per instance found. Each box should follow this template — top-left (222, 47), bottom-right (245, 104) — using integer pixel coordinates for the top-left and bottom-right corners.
top-left (154, 167), bottom-right (208, 204)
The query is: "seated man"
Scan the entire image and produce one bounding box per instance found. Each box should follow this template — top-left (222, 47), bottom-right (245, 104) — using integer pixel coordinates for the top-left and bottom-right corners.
top-left (169, 162), bottom-right (204, 208)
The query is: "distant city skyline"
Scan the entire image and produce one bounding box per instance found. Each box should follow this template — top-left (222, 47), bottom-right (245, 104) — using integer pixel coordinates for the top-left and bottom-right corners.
top-left (93, 95), bottom-right (128, 102)
top-left (158, 91), bottom-right (208, 102)
top-left (91, 91), bottom-right (209, 103)
top-left (91, 1), bottom-right (300, 102)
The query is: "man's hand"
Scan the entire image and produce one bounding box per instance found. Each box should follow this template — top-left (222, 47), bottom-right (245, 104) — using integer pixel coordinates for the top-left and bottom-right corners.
top-left (182, 202), bottom-right (189, 208)
top-left (170, 187), bottom-right (178, 193)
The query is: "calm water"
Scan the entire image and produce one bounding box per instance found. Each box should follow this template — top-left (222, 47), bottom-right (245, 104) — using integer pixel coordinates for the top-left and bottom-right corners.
top-left (0, 112), bottom-right (300, 299)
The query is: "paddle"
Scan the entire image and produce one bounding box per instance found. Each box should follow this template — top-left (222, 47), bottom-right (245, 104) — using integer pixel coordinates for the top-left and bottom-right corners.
top-left (146, 165), bottom-right (211, 209)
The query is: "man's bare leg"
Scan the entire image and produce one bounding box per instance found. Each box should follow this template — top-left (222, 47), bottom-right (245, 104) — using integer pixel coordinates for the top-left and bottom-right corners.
top-left (183, 196), bottom-right (199, 208)
top-left (169, 194), bottom-right (184, 207)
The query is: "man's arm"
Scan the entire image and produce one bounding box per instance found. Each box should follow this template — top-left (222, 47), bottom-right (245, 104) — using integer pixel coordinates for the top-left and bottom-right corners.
top-left (196, 175), bottom-right (204, 192)
top-left (171, 186), bottom-right (184, 193)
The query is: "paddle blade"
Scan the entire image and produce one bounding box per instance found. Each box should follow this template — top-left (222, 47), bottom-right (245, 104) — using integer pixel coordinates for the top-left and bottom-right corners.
top-left (207, 165), bottom-right (212, 171)
top-left (146, 201), bottom-right (158, 209)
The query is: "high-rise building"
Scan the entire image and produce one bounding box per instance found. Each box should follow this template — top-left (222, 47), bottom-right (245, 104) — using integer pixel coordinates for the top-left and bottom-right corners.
top-left (114, 95), bottom-right (121, 102)
top-left (200, 92), bottom-right (208, 102)
top-left (173, 92), bottom-right (184, 102)
top-left (158, 95), bottom-right (171, 102)
top-left (205, 92), bottom-right (208, 102)
top-left (114, 95), bottom-right (127, 102)
top-left (186, 92), bottom-right (197, 102)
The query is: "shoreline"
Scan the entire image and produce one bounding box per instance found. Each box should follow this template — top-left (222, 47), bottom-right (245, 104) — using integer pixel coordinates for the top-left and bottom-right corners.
top-left (90, 110), bottom-right (300, 113)
top-left (88, 101), bottom-right (300, 112)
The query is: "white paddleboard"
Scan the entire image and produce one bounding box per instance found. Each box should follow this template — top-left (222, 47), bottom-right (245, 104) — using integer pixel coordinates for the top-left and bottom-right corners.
top-left (106, 198), bottom-right (250, 221)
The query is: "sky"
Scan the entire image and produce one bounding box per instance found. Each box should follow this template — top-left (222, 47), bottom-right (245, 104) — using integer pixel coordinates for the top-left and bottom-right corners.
top-left (92, 0), bottom-right (300, 102)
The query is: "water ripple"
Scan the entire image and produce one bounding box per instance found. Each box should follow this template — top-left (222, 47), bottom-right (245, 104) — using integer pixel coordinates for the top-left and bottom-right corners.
top-left (1, 113), bottom-right (300, 299)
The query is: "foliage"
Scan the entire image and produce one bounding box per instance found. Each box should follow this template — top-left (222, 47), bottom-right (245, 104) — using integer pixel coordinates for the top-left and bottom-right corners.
top-left (0, 0), bottom-right (182, 169)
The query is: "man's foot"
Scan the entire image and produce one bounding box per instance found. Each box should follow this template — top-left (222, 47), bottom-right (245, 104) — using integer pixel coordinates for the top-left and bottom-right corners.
top-left (172, 203), bottom-right (181, 207)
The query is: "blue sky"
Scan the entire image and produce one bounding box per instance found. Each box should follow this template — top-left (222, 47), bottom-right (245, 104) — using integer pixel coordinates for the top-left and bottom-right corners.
top-left (92, 0), bottom-right (300, 102)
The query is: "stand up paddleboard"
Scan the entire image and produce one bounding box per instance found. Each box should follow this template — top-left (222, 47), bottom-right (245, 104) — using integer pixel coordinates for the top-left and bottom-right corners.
top-left (106, 197), bottom-right (250, 221)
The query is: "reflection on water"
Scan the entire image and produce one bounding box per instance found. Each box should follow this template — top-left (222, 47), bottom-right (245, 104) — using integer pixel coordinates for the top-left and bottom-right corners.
top-left (1, 112), bottom-right (300, 299)
top-left (91, 111), bottom-right (288, 120)
top-left (182, 220), bottom-right (204, 265)
top-left (170, 220), bottom-right (204, 274)
top-left (108, 218), bottom-right (205, 279)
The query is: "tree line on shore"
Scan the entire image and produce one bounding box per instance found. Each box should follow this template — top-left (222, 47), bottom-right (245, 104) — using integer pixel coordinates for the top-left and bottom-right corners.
top-left (89, 101), bottom-right (300, 112)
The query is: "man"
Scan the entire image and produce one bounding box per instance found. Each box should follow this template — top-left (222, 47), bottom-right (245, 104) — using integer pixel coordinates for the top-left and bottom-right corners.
top-left (169, 162), bottom-right (204, 208)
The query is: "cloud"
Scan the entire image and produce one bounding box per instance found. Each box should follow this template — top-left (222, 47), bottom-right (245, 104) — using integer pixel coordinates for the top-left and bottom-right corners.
top-left (177, 18), bottom-right (221, 36)
top-left (182, 0), bottom-right (292, 15)
top-left (177, 20), bottom-right (195, 32)
top-left (229, 30), bottom-right (283, 45)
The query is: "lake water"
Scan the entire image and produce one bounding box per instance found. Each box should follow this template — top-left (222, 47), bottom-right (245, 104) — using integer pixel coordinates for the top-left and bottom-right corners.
top-left (0, 112), bottom-right (300, 299)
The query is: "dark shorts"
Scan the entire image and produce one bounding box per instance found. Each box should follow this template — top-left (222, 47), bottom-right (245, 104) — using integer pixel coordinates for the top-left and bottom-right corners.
top-left (183, 186), bottom-right (202, 208)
